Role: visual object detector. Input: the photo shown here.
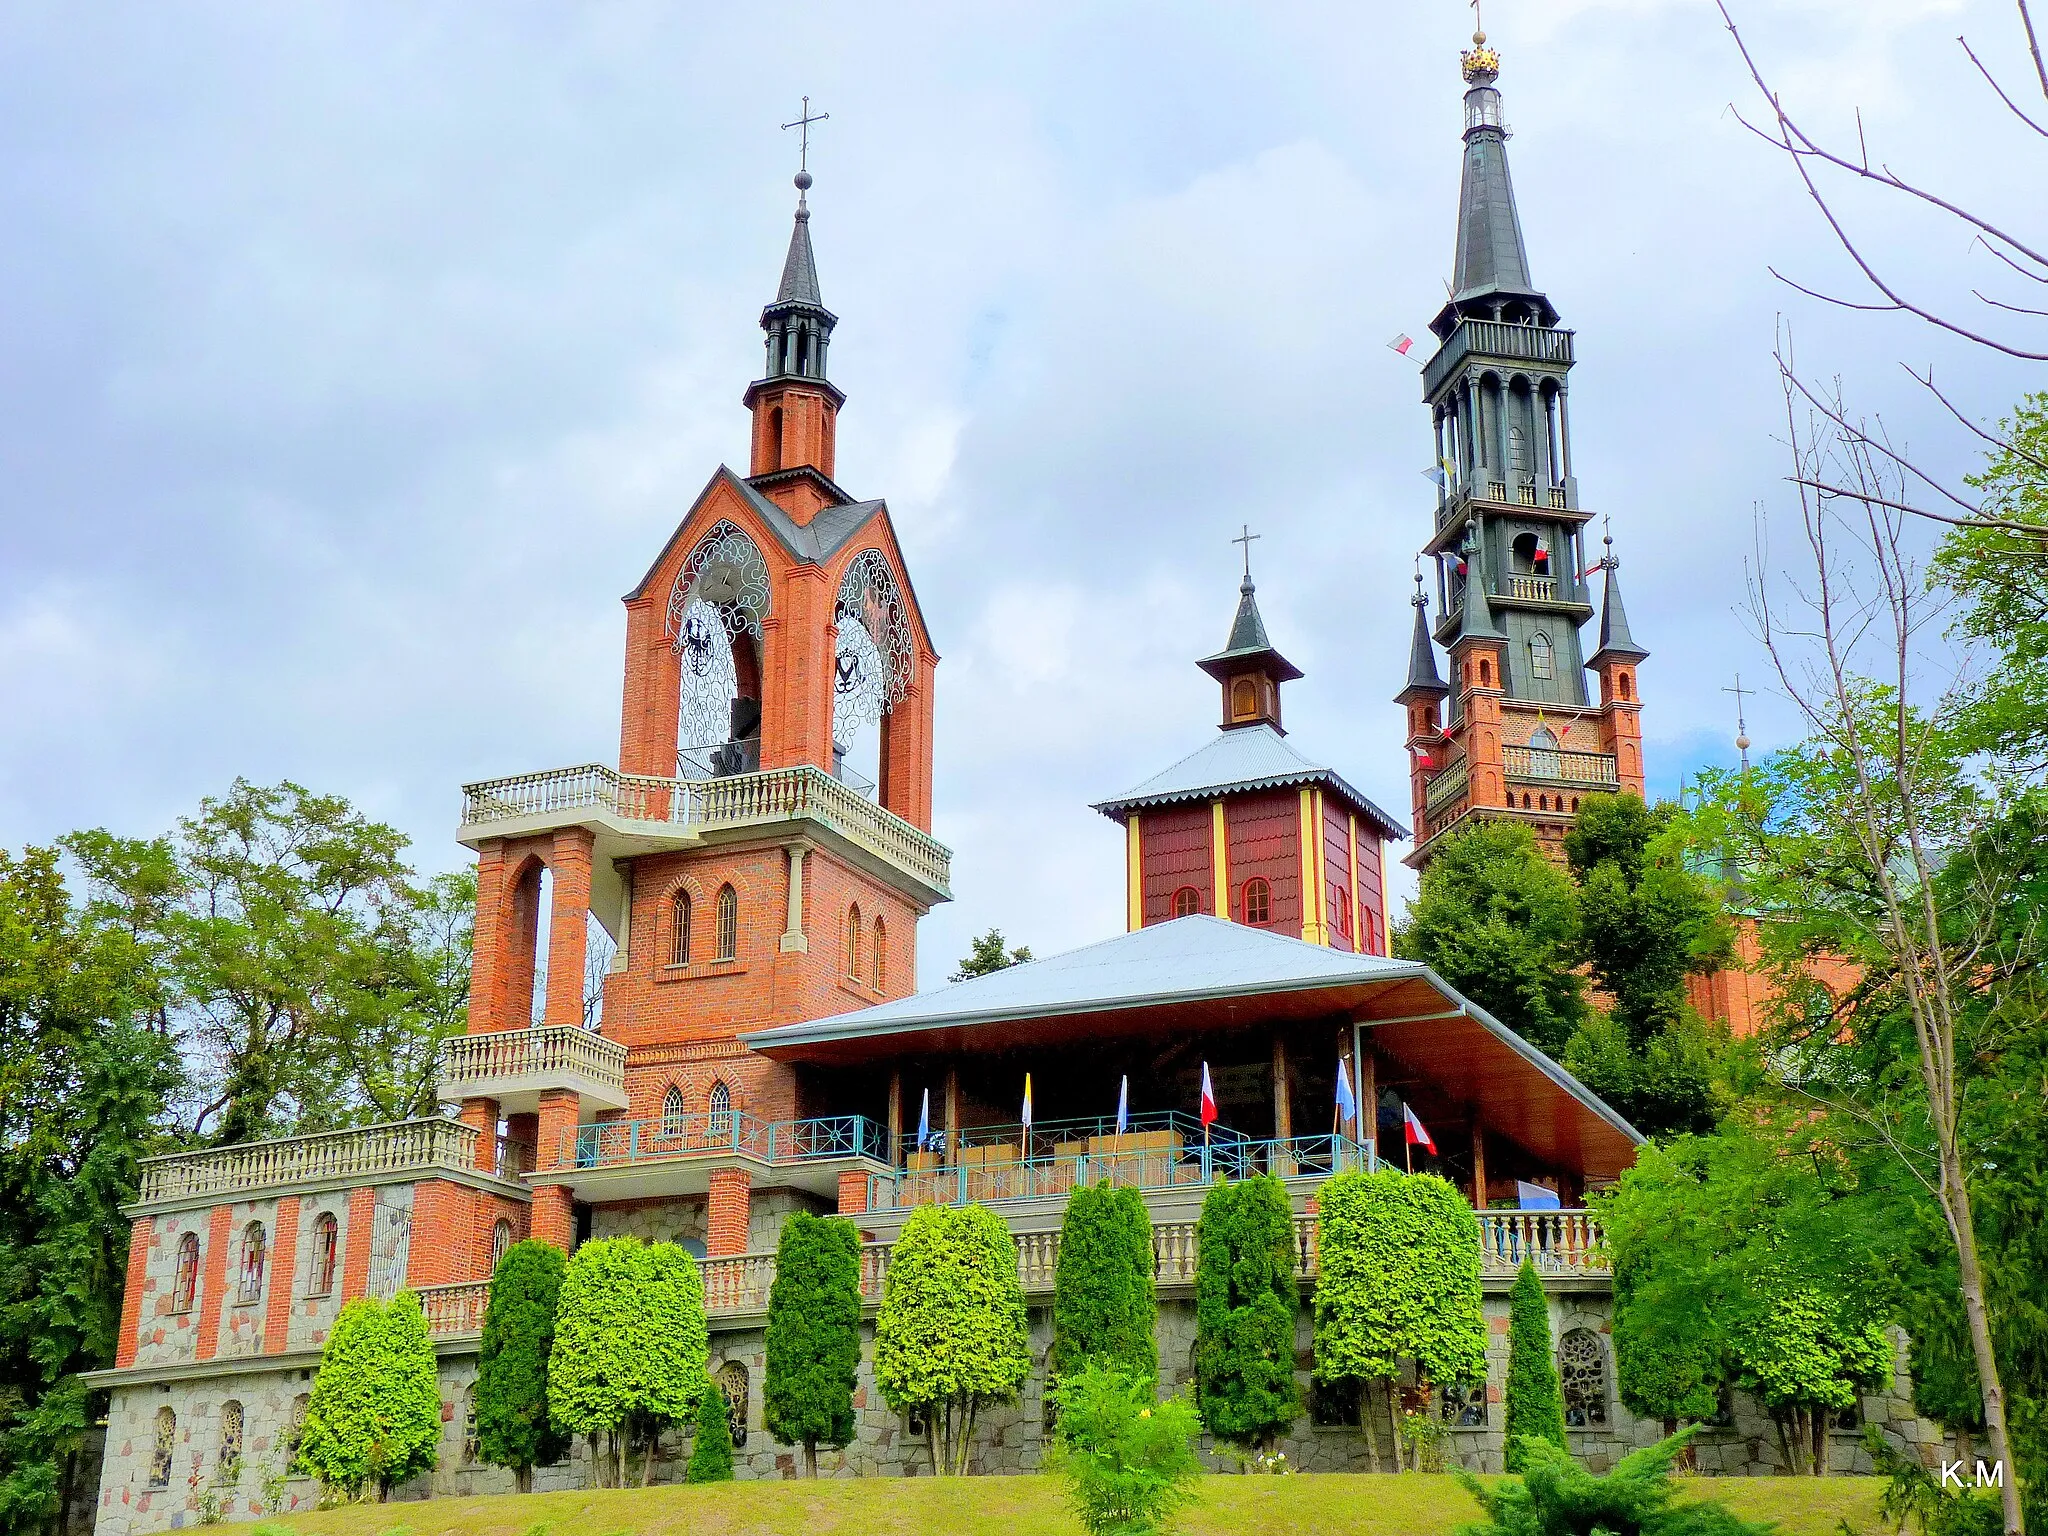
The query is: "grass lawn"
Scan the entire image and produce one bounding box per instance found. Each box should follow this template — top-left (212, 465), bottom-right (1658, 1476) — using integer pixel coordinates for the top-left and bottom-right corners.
top-left (259, 1471), bottom-right (1885, 1536)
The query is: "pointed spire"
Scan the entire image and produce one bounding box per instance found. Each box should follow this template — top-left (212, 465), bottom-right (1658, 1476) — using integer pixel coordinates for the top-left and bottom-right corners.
top-left (1437, 32), bottom-right (1558, 331)
top-left (1587, 529), bottom-right (1649, 665)
top-left (1198, 535), bottom-right (1302, 732)
top-left (776, 172), bottom-right (823, 305)
top-left (1401, 570), bottom-right (1447, 697)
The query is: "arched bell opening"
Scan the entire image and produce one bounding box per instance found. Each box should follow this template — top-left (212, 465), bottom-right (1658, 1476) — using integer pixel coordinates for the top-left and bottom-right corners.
top-left (669, 521), bottom-right (772, 778)
top-left (832, 548), bottom-right (915, 805)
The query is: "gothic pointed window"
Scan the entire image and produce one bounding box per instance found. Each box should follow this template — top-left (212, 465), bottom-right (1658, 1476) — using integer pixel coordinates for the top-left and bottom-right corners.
top-left (668, 522), bottom-right (771, 760)
top-left (714, 884), bottom-right (738, 962)
top-left (237, 1221), bottom-right (267, 1304)
top-left (846, 904), bottom-right (863, 980)
top-left (872, 916), bottom-right (887, 990)
top-left (1242, 878), bottom-right (1271, 926)
top-left (218, 1400), bottom-right (243, 1484)
top-left (149, 1408), bottom-right (175, 1488)
top-left (491, 1219), bottom-right (514, 1271)
top-left (1171, 886), bottom-right (1200, 919)
top-left (717, 1361), bottom-right (750, 1449)
top-left (1560, 1329), bottom-right (1609, 1427)
top-left (309, 1212), bottom-right (338, 1296)
top-left (1530, 632), bottom-right (1554, 680)
top-left (662, 1085), bottom-right (686, 1138)
top-left (172, 1231), bottom-right (200, 1313)
top-left (669, 891), bottom-right (691, 966)
top-left (709, 1081), bottom-right (732, 1137)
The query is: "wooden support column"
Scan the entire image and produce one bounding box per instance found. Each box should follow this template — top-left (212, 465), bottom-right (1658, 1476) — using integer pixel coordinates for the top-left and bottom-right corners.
top-left (886, 1069), bottom-right (903, 1170)
top-left (1125, 817), bottom-right (1144, 931)
top-left (1270, 1034), bottom-right (1292, 1142)
top-left (944, 1067), bottom-right (960, 1162)
top-left (1471, 1116), bottom-right (1489, 1210)
top-left (1211, 800), bottom-right (1230, 920)
top-left (1357, 1036), bottom-right (1378, 1164)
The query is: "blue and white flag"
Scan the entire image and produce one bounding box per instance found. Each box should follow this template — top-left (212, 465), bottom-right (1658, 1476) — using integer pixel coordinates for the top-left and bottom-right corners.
top-left (1115, 1075), bottom-right (1129, 1136)
top-left (1516, 1180), bottom-right (1562, 1211)
top-left (916, 1087), bottom-right (932, 1151)
top-left (1335, 1058), bottom-right (1357, 1125)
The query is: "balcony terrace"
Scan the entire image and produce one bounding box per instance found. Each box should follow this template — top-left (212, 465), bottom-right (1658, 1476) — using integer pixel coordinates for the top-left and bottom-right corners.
top-left (534, 1110), bottom-right (889, 1203)
top-left (437, 1023), bottom-right (630, 1114)
top-left (1503, 744), bottom-right (1619, 789)
top-left (131, 1118), bottom-right (529, 1212)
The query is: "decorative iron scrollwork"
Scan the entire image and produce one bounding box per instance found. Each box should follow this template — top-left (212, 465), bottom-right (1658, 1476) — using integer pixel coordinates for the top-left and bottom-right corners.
top-left (832, 548), bottom-right (914, 738)
top-left (668, 522), bottom-right (771, 750)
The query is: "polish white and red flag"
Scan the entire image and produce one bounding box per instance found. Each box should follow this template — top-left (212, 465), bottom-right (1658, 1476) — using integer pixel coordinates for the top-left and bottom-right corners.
top-left (1386, 333), bottom-right (1415, 357)
top-left (1198, 1063), bottom-right (1218, 1130)
top-left (1402, 1103), bottom-right (1436, 1154)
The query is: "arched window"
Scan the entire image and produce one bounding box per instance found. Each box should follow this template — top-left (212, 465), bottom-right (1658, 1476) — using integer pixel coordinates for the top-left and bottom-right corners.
top-left (1570, 796), bottom-right (1580, 812)
top-left (491, 1219), bottom-right (514, 1271)
top-left (1529, 632), bottom-right (1554, 680)
top-left (709, 1081), bottom-right (732, 1136)
top-left (1508, 424), bottom-right (1529, 473)
top-left (872, 916), bottom-right (887, 990)
top-left (1529, 725), bottom-right (1561, 779)
top-left (237, 1221), bottom-right (267, 1304)
top-left (1478, 658), bottom-right (1492, 687)
top-left (308, 1212), bottom-right (338, 1296)
top-left (669, 891), bottom-right (692, 966)
top-left (218, 1400), bottom-right (243, 1483)
top-left (286, 1394), bottom-right (310, 1455)
top-left (1170, 886), bottom-right (1200, 919)
top-left (1333, 887), bottom-right (1351, 938)
top-left (1242, 878), bottom-right (1271, 926)
top-left (172, 1231), bottom-right (200, 1313)
top-left (714, 884), bottom-right (738, 961)
top-left (767, 406), bottom-right (784, 470)
top-left (462, 1392), bottom-right (480, 1466)
top-left (662, 1084), bottom-right (686, 1137)
top-left (1559, 1329), bottom-right (1610, 1427)
top-left (846, 904), bottom-right (863, 980)
top-left (1230, 677), bottom-right (1257, 720)
top-left (717, 1360), bottom-right (750, 1449)
top-left (1619, 671), bottom-right (1633, 701)
top-left (149, 1408), bottom-right (176, 1488)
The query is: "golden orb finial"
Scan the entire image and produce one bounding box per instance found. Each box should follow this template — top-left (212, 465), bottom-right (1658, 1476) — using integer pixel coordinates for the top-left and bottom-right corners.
top-left (1460, 33), bottom-right (1501, 83)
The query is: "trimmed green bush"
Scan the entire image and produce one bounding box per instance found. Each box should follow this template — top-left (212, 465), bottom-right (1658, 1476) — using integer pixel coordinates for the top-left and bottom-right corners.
top-left (1503, 1260), bottom-right (1568, 1472)
top-left (1728, 1287), bottom-right (1890, 1477)
top-left (1192, 1176), bottom-right (1300, 1454)
top-left (1312, 1169), bottom-right (1486, 1472)
top-left (874, 1204), bottom-right (1031, 1476)
top-left (763, 1212), bottom-right (863, 1476)
top-left (1053, 1183), bottom-right (1158, 1383)
top-left (475, 1240), bottom-right (570, 1493)
top-left (684, 1374), bottom-right (734, 1483)
top-left (1047, 1364), bottom-right (1203, 1536)
top-left (1458, 1428), bottom-right (1773, 1536)
top-left (296, 1292), bottom-right (440, 1501)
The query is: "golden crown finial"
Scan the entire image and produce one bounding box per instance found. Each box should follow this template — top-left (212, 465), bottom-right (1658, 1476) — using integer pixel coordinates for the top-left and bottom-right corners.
top-left (1461, 31), bottom-right (1501, 83)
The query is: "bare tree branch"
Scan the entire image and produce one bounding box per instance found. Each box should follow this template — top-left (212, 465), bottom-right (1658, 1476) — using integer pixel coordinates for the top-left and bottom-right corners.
top-left (1959, 29), bottom-right (2048, 137)
top-left (1905, 363), bottom-right (2048, 475)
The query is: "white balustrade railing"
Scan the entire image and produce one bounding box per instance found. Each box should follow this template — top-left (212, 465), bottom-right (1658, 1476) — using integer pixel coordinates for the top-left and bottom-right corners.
top-left (1477, 1210), bottom-right (1607, 1276)
top-left (137, 1118), bottom-right (481, 1205)
top-left (439, 1025), bottom-right (628, 1099)
top-left (417, 1280), bottom-right (492, 1338)
top-left (1502, 745), bottom-right (1620, 787)
top-left (1508, 574), bottom-right (1557, 601)
top-left (459, 763), bottom-right (951, 892)
top-left (1425, 758), bottom-right (1469, 819)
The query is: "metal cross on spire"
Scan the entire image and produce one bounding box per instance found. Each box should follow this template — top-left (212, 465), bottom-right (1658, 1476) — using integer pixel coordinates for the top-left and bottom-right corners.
top-left (1470, 0), bottom-right (1484, 34)
top-left (1232, 524), bottom-right (1262, 580)
top-left (1724, 673), bottom-right (1756, 772)
top-left (782, 96), bottom-right (829, 175)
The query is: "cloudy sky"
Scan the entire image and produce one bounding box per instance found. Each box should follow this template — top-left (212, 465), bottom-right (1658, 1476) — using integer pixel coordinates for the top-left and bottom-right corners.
top-left (1, 0), bottom-right (2037, 986)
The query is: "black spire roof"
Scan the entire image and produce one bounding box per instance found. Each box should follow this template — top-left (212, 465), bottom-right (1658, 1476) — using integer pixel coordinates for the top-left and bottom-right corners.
top-left (1455, 577), bottom-right (1503, 644)
top-left (1434, 35), bottom-right (1559, 333)
top-left (1198, 575), bottom-right (1304, 684)
top-left (1587, 545), bottom-right (1650, 665)
top-left (774, 176), bottom-right (824, 306)
top-left (1399, 578), bottom-right (1448, 697)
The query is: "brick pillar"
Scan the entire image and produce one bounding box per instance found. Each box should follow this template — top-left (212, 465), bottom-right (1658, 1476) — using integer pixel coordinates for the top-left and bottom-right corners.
top-left (262, 1197), bottom-right (301, 1354)
top-left (469, 842), bottom-right (507, 1033)
top-left (542, 829), bottom-right (595, 1031)
top-left (461, 1097), bottom-right (501, 1172)
top-left (407, 1181), bottom-right (470, 1288)
top-left (506, 1111), bottom-right (539, 1167)
top-left (115, 1218), bottom-right (153, 1368)
top-left (707, 1168), bottom-right (752, 1257)
top-left (194, 1205), bottom-right (233, 1361)
top-left (339, 1187), bottom-right (377, 1302)
top-left (530, 1187), bottom-right (574, 1252)
top-left (535, 1089), bottom-right (578, 1171)
top-left (835, 1168), bottom-right (869, 1217)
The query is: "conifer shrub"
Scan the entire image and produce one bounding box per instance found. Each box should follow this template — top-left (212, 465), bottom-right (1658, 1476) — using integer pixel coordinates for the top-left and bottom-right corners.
top-left (1312, 1168), bottom-right (1485, 1472)
top-left (296, 1293), bottom-right (440, 1501)
top-left (1503, 1260), bottom-right (1569, 1472)
top-left (1192, 1176), bottom-right (1300, 1454)
top-left (476, 1240), bottom-right (570, 1494)
top-left (763, 1211), bottom-right (862, 1476)
top-left (1457, 1428), bottom-right (1772, 1536)
top-left (1052, 1183), bottom-right (1158, 1382)
top-left (684, 1374), bottom-right (734, 1483)
top-left (874, 1204), bottom-right (1031, 1476)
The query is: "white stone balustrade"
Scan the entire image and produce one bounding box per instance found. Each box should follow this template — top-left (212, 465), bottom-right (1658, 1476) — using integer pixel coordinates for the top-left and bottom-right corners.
top-left (136, 1118), bottom-right (484, 1207)
top-left (1502, 745), bottom-right (1619, 787)
top-left (416, 1280), bottom-right (492, 1338)
top-left (437, 1024), bottom-right (630, 1114)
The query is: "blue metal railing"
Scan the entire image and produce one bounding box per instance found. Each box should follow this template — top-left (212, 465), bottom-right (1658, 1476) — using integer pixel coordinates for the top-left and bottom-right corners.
top-left (867, 1131), bottom-right (1374, 1212)
top-left (563, 1112), bottom-right (885, 1171)
top-left (907, 1110), bottom-right (1244, 1164)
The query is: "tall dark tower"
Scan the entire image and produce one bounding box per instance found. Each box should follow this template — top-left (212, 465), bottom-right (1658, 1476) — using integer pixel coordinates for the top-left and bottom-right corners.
top-left (1400, 31), bottom-right (1647, 866)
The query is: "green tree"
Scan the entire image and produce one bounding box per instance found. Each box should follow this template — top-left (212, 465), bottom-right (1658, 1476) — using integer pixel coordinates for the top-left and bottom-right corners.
top-left (1312, 1169), bottom-right (1485, 1472)
top-left (1503, 1261), bottom-right (1568, 1473)
top-left (474, 1239), bottom-right (569, 1493)
top-left (950, 929), bottom-right (1033, 982)
top-left (873, 1204), bottom-right (1031, 1476)
top-left (763, 1212), bottom-right (862, 1476)
top-left (1611, 1246), bottom-right (1721, 1438)
top-left (1046, 1365), bottom-right (1203, 1536)
top-left (547, 1238), bottom-right (638, 1486)
top-left (0, 845), bottom-right (178, 1536)
top-left (684, 1374), bottom-right (733, 1484)
top-left (295, 1293), bottom-right (440, 1501)
top-left (1456, 1429), bottom-right (1773, 1536)
top-left (1728, 1287), bottom-right (1889, 1477)
top-left (1394, 820), bottom-right (1584, 1056)
top-left (1192, 1176), bottom-right (1300, 1455)
top-left (623, 1242), bottom-right (706, 1485)
top-left (1052, 1184), bottom-right (1158, 1383)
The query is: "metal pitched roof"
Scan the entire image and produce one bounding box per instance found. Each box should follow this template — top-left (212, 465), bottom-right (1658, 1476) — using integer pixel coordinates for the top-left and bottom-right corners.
top-left (1587, 558), bottom-right (1650, 665)
top-left (1090, 725), bottom-right (1408, 839)
top-left (774, 204), bottom-right (823, 307)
